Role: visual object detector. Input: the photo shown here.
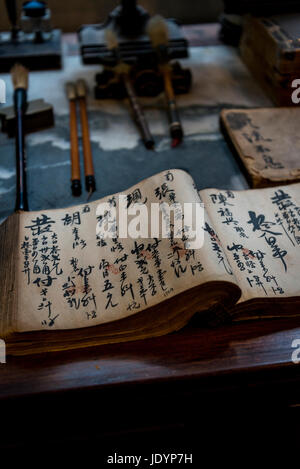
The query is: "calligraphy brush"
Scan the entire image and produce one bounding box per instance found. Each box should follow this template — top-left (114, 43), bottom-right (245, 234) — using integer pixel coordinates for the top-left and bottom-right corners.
top-left (147, 15), bottom-right (184, 148)
top-left (65, 82), bottom-right (82, 197)
top-left (11, 64), bottom-right (29, 212)
top-left (105, 29), bottom-right (155, 150)
top-left (76, 79), bottom-right (96, 200)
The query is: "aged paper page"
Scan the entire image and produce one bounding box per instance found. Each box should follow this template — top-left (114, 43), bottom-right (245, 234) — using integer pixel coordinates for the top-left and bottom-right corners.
top-left (17, 169), bottom-right (237, 332)
top-left (200, 183), bottom-right (300, 302)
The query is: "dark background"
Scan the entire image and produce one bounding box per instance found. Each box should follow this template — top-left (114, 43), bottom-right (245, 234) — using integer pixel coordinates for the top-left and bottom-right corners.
top-left (0, 0), bottom-right (224, 31)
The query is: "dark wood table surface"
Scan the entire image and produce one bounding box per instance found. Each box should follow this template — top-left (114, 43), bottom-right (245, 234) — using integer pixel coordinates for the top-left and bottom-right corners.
top-left (1, 317), bottom-right (300, 452)
top-left (2, 317), bottom-right (300, 403)
top-left (2, 316), bottom-right (300, 401)
top-left (1, 25), bottom-right (300, 454)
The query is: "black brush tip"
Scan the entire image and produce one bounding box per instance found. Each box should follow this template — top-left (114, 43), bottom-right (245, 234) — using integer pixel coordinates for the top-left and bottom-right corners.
top-left (71, 179), bottom-right (82, 197)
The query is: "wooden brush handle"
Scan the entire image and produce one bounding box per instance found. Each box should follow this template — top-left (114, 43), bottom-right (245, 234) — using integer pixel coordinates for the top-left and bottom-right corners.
top-left (78, 97), bottom-right (96, 192)
top-left (69, 100), bottom-right (81, 196)
top-left (78, 97), bottom-right (93, 168)
top-left (123, 74), bottom-right (154, 150)
top-left (14, 89), bottom-right (28, 212)
top-left (163, 67), bottom-right (183, 141)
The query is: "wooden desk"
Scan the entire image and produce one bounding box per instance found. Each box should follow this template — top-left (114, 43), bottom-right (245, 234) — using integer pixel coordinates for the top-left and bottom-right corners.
top-left (1, 318), bottom-right (300, 451)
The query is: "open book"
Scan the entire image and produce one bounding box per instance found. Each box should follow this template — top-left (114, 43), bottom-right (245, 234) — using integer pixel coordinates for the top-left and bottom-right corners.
top-left (1, 169), bottom-right (300, 355)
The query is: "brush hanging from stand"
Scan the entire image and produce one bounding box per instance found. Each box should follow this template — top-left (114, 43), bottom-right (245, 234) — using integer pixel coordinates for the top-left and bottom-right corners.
top-left (79, 0), bottom-right (192, 100)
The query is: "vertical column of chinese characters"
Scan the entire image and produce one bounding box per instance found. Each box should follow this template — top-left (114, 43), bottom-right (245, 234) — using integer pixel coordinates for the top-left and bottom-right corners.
top-left (99, 258), bottom-right (119, 311)
top-left (111, 237), bottom-right (136, 312)
top-left (60, 206), bottom-right (98, 322)
top-left (22, 214), bottom-right (63, 327)
top-left (155, 174), bottom-right (197, 287)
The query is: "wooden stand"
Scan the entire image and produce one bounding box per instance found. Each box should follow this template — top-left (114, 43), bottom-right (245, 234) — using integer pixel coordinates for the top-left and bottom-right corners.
top-left (0, 29), bottom-right (62, 72)
top-left (95, 62), bottom-right (192, 99)
top-left (79, 19), bottom-right (189, 67)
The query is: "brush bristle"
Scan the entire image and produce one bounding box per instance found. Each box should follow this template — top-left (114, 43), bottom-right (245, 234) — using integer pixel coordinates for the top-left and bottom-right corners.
top-left (147, 15), bottom-right (169, 47)
top-left (115, 62), bottom-right (131, 75)
top-left (11, 64), bottom-right (29, 90)
top-left (76, 79), bottom-right (87, 98)
top-left (105, 28), bottom-right (119, 50)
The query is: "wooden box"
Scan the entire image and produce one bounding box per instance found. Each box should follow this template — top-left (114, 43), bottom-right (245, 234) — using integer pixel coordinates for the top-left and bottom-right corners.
top-left (240, 14), bottom-right (300, 105)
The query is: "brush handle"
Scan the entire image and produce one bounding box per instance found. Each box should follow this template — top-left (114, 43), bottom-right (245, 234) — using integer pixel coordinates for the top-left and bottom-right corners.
top-left (163, 67), bottom-right (183, 141)
top-left (123, 74), bottom-right (154, 150)
top-left (14, 88), bottom-right (29, 212)
top-left (78, 97), bottom-right (96, 193)
top-left (69, 99), bottom-right (82, 197)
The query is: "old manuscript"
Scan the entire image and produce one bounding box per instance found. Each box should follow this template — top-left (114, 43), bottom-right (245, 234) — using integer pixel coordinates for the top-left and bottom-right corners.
top-left (221, 108), bottom-right (300, 188)
top-left (1, 169), bottom-right (300, 354)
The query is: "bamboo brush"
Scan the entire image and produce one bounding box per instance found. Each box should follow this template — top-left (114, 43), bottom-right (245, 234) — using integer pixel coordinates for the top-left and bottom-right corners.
top-left (105, 29), bottom-right (155, 150)
top-left (11, 64), bottom-right (29, 212)
top-left (147, 15), bottom-right (184, 148)
top-left (76, 79), bottom-right (96, 199)
top-left (65, 82), bottom-right (82, 197)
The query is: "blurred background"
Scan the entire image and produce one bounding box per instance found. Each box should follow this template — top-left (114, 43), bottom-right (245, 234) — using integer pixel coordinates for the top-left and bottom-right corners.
top-left (0, 0), bottom-right (224, 31)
